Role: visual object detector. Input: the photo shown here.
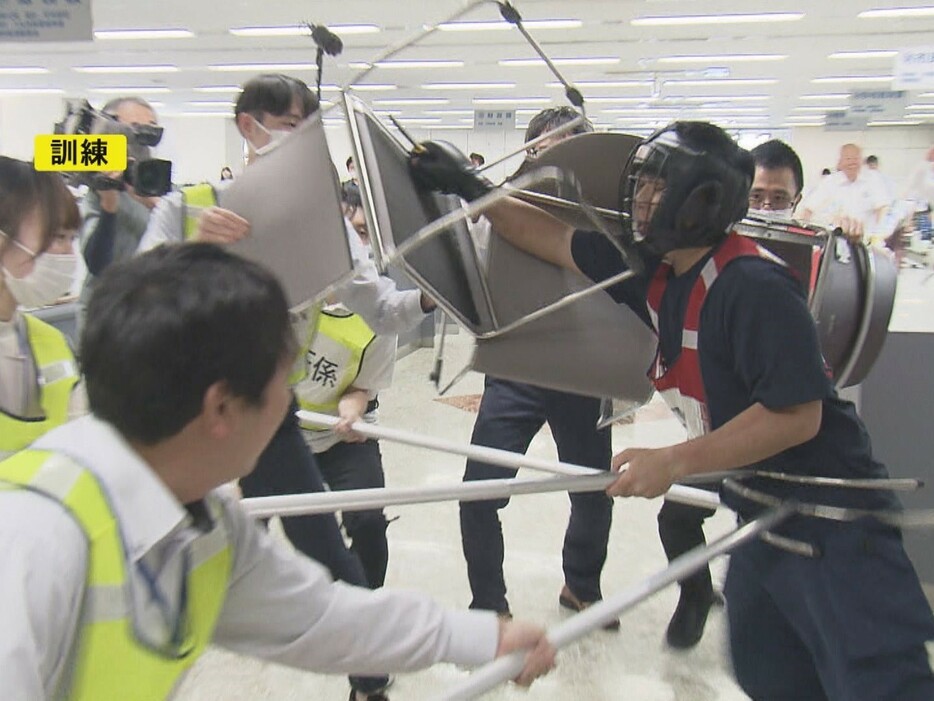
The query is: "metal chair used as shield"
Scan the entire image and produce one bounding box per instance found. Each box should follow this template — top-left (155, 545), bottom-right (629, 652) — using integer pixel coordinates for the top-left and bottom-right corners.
top-left (344, 93), bottom-right (656, 408)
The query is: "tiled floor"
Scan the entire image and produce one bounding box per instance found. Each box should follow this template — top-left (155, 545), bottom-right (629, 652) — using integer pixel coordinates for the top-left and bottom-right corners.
top-left (177, 264), bottom-right (934, 701)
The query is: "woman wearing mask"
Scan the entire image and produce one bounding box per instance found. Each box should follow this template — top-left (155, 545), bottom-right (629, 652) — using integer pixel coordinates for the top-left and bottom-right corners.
top-left (0, 157), bottom-right (83, 458)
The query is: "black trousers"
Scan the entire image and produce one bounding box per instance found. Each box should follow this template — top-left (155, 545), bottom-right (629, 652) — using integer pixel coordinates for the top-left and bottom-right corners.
top-left (239, 399), bottom-right (387, 694)
top-left (460, 377), bottom-right (613, 612)
top-left (657, 498), bottom-right (717, 595)
top-left (316, 438), bottom-right (389, 589)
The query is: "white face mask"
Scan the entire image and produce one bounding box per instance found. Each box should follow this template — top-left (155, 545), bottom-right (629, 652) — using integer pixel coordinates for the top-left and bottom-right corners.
top-left (748, 207), bottom-right (795, 221)
top-left (249, 117), bottom-right (291, 157)
top-left (1, 234), bottom-right (77, 309)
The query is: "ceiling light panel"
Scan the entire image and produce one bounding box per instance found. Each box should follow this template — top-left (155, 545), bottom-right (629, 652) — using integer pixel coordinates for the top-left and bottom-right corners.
top-left (500, 57), bottom-right (620, 67)
top-left (208, 63), bottom-right (316, 71)
top-left (94, 29), bottom-right (194, 40)
top-left (631, 12), bottom-right (805, 26)
top-left (657, 54), bottom-right (787, 63)
top-left (858, 7), bottom-right (934, 19)
top-left (435, 19), bottom-right (582, 31)
top-left (0, 67), bottom-right (49, 74)
top-left (74, 65), bottom-right (179, 73)
top-left (229, 24), bottom-right (379, 37)
top-left (828, 50), bottom-right (899, 59)
top-left (421, 82), bottom-right (516, 90)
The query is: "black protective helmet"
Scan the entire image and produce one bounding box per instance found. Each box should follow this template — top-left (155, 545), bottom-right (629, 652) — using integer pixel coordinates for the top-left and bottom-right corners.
top-left (620, 121), bottom-right (754, 256)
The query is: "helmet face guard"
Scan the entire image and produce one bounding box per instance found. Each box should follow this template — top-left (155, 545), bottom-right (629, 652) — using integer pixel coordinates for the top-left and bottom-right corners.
top-left (620, 124), bottom-right (752, 257)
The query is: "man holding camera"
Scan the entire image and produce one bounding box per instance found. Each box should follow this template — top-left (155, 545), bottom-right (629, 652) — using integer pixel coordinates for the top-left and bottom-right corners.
top-left (79, 97), bottom-right (163, 329)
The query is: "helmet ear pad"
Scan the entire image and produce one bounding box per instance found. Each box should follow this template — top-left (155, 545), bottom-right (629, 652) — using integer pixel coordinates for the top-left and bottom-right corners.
top-left (674, 180), bottom-right (724, 241)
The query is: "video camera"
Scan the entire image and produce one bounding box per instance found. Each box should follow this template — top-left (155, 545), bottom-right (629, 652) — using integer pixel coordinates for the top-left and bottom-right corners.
top-left (54, 99), bottom-right (173, 197)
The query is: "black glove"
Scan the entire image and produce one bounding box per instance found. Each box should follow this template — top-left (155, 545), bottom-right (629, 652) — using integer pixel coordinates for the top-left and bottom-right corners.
top-left (409, 140), bottom-right (493, 202)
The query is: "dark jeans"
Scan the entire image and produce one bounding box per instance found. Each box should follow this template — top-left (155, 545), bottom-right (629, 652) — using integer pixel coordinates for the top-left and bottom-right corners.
top-left (726, 518), bottom-right (934, 700)
top-left (460, 377), bottom-right (613, 612)
top-left (240, 400), bottom-right (388, 695)
top-left (657, 497), bottom-right (717, 596)
top-left (317, 439), bottom-right (389, 589)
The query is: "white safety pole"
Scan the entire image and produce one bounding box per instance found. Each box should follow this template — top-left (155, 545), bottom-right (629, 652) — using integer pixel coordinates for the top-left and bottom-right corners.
top-left (439, 504), bottom-right (795, 701)
top-left (294, 410), bottom-right (721, 511)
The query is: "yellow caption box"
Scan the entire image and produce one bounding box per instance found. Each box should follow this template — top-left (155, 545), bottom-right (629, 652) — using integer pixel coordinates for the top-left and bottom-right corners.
top-left (34, 134), bottom-right (128, 172)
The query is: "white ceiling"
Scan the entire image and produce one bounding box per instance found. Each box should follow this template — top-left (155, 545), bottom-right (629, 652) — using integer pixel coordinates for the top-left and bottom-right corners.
top-left (3, 0), bottom-right (934, 131)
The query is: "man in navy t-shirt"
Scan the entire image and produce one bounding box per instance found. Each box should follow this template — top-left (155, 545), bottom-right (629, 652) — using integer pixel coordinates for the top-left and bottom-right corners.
top-left (410, 122), bottom-right (934, 700)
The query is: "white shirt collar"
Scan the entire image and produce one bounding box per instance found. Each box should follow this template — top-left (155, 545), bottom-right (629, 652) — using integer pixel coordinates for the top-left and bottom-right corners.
top-left (34, 415), bottom-right (188, 562)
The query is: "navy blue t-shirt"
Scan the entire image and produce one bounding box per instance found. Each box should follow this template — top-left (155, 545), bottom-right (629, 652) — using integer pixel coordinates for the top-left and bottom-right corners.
top-left (571, 230), bottom-right (896, 511)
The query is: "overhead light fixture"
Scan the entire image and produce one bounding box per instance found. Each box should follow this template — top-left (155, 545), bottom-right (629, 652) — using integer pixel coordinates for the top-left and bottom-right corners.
top-left (165, 111), bottom-right (233, 118)
top-left (811, 75), bottom-right (893, 83)
top-left (89, 86), bottom-right (172, 94)
top-left (95, 28), bottom-right (195, 40)
top-left (186, 101), bottom-right (235, 107)
top-left (907, 103), bottom-right (934, 109)
top-left (0, 67), bottom-right (49, 75)
top-left (858, 7), bottom-right (934, 19)
top-left (193, 85), bottom-right (240, 93)
top-left (632, 12), bottom-right (804, 26)
top-left (868, 120), bottom-right (922, 126)
top-left (430, 124), bottom-right (474, 129)
top-left (372, 109), bottom-right (403, 116)
top-left (586, 97), bottom-right (656, 104)
top-left (499, 57), bottom-right (619, 67)
top-left (74, 65), bottom-right (179, 74)
top-left (921, 92), bottom-right (934, 98)
top-left (373, 98), bottom-right (450, 105)
top-left (0, 87), bottom-right (64, 95)
top-left (793, 105), bottom-right (845, 111)
top-left (783, 121), bottom-right (825, 127)
top-left (473, 97), bottom-right (550, 105)
top-left (208, 62), bottom-right (315, 72)
top-left (434, 19), bottom-right (582, 31)
top-left (545, 80), bottom-right (653, 89)
top-left (421, 82), bottom-right (516, 90)
top-left (693, 107), bottom-right (767, 113)
top-left (424, 109), bottom-right (479, 115)
top-left (799, 93), bottom-right (850, 100)
top-left (348, 84), bottom-right (397, 91)
top-left (371, 60), bottom-right (464, 69)
top-left (678, 95), bottom-right (771, 102)
top-left (828, 50), bottom-right (899, 59)
top-left (394, 117), bottom-right (443, 124)
top-left (657, 54), bottom-right (787, 63)
top-left (229, 24), bottom-right (380, 37)
top-left (664, 78), bottom-right (778, 86)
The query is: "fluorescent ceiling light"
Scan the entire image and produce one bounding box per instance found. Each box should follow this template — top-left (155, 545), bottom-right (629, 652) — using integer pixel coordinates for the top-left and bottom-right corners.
top-left (193, 85), bottom-right (240, 93)
top-left (828, 50), bottom-right (899, 59)
top-left (664, 78), bottom-right (778, 86)
top-left (421, 82), bottom-right (516, 90)
top-left (793, 105), bottom-right (844, 111)
top-left (89, 86), bottom-right (172, 94)
top-left (0, 67), bottom-right (49, 75)
top-left (858, 7), bottom-right (934, 19)
top-left (435, 19), bottom-right (581, 31)
top-left (229, 24), bottom-right (379, 37)
top-left (373, 98), bottom-right (450, 105)
top-left (587, 97), bottom-right (656, 104)
top-left (473, 97), bottom-right (550, 105)
top-left (811, 75), bottom-right (893, 83)
top-left (921, 93), bottom-right (934, 98)
top-left (500, 57), bottom-right (619, 67)
top-left (603, 109), bottom-right (680, 115)
top-left (799, 93), bottom-right (850, 100)
top-left (95, 29), bottom-right (194, 40)
top-left (166, 112), bottom-right (233, 118)
top-left (657, 54), bottom-right (786, 63)
top-left (678, 95), bottom-right (771, 102)
top-left (74, 65), bottom-right (179, 74)
top-left (424, 109), bottom-right (477, 115)
top-left (546, 80), bottom-right (652, 89)
top-left (907, 104), bottom-right (934, 110)
top-left (372, 110), bottom-right (403, 116)
top-left (209, 63), bottom-right (315, 71)
top-left (394, 117), bottom-right (442, 124)
top-left (783, 121), bottom-right (825, 127)
top-left (694, 107), bottom-right (767, 113)
top-left (348, 84), bottom-right (396, 91)
top-left (868, 120), bottom-right (922, 126)
top-left (186, 101), bottom-right (235, 107)
top-left (430, 125), bottom-right (474, 129)
top-left (371, 60), bottom-right (464, 69)
top-left (632, 12), bottom-right (804, 26)
top-left (0, 87), bottom-right (64, 95)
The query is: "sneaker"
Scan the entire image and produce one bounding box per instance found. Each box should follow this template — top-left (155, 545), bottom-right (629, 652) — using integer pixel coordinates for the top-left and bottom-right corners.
top-left (558, 585), bottom-right (620, 631)
top-left (665, 588), bottom-right (724, 650)
top-left (350, 675), bottom-right (394, 701)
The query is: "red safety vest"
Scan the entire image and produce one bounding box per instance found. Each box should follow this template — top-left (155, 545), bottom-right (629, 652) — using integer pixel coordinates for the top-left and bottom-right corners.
top-left (646, 233), bottom-right (780, 438)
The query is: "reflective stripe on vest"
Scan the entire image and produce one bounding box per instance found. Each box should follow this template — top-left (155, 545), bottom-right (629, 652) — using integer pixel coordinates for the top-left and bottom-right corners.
top-left (0, 450), bottom-right (232, 700)
top-left (646, 233), bottom-right (773, 438)
top-left (0, 315), bottom-right (79, 459)
top-left (294, 310), bottom-right (376, 427)
top-left (182, 183), bottom-right (218, 240)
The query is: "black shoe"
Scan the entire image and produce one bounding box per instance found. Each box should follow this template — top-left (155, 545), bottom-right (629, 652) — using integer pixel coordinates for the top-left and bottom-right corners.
top-left (559, 585), bottom-right (620, 632)
top-left (665, 588), bottom-right (723, 650)
top-left (350, 675), bottom-right (394, 701)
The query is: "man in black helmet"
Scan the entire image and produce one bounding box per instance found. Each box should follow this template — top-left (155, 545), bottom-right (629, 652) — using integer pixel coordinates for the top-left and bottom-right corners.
top-left (410, 121), bottom-right (934, 700)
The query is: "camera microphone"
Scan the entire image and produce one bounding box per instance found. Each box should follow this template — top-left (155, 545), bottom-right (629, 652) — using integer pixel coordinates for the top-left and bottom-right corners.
top-left (309, 23), bottom-right (343, 57)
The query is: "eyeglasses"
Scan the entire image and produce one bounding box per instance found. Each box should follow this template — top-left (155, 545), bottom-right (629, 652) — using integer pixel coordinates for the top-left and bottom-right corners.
top-left (748, 190), bottom-right (794, 209)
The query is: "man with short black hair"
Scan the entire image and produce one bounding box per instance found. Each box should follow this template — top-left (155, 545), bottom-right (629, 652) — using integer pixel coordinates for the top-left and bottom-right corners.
top-left (0, 244), bottom-right (555, 699)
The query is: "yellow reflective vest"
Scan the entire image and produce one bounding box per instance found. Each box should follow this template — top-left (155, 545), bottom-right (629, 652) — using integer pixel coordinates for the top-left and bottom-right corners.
top-left (0, 449), bottom-right (232, 700)
top-left (0, 315), bottom-right (78, 459)
top-left (181, 183), bottom-right (218, 240)
top-left (294, 309), bottom-right (376, 426)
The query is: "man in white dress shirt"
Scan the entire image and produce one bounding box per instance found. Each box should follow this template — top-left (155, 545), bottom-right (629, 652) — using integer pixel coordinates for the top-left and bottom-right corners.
top-left (0, 243), bottom-right (554, 699)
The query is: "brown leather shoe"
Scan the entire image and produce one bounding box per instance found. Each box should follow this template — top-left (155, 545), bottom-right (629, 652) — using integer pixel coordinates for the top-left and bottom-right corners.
top-left (558, 585), bottom-right (620, 631)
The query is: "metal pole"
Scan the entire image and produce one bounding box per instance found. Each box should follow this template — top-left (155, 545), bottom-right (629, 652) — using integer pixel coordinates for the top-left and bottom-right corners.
top-left (295, 410), bottom-right (721, 510)
top-left (439, 505), bottom-right (795, 701)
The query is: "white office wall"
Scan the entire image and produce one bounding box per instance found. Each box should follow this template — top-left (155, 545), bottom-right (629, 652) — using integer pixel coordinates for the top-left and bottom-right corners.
top-left (0, 95), bottom-right (68, 160)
